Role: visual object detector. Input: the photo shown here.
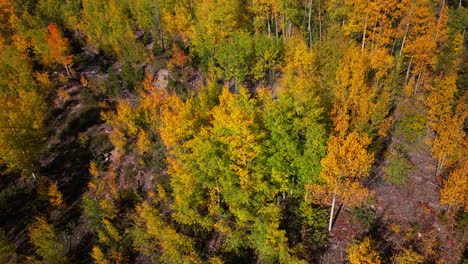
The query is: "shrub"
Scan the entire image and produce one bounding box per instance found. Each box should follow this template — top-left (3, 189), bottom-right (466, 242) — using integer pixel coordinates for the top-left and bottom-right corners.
top-left (397, 113), bottom-right (427, 142)
top-left (351, 206), bottom-right (376, 229)
top-left (384, 147), bottom-right (412, 186)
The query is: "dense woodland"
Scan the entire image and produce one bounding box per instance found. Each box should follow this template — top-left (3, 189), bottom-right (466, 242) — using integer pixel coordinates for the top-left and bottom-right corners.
top-left (0, 0), bottom-right (467, 263)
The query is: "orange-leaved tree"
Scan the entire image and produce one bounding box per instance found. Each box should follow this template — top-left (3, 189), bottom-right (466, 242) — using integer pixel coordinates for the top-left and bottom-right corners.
top-left (45, 22), bottom-right (72, 76)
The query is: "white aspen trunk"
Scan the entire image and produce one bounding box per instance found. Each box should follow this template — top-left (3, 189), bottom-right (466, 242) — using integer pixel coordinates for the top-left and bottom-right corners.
top-left (405, 56), bottom-right (414, 85)
top-left (275, 16), bottom-right (279, 39)
top-left (436, 153), bottom-right (446, 178)
top-left (283, 15), bottom-right (286, 39)
top-left (414, 69), bottom-right (423, 95)
top-left (64, 64), bottom-right (70, 77)
top-left (318, 0), bottom-right (322, 41)
top-left (435, 0), bottom-right (446, 41)
top-left (400, 4), bottom-right (414, 56)
top-left (308, 0), bottom-right (313, 46)
top-left (361, 13), bottom-right (368, 54)
top-left (328, 194), bottom-right (336, 232)
top-left (267, 14), bottom-right (271, 37)
top-left (235, 77), bottom-right (238, 93)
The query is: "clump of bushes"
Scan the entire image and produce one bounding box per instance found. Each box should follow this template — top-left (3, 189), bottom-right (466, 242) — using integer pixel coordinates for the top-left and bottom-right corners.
top-left (384, 145), bottom-right (412, 186)
top-left (396, 113), bottom-right (427, 142)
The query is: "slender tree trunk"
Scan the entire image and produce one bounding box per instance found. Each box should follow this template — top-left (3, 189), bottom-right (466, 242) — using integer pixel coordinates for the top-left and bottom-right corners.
top-left (275, 15), bottom-right (279, 40)
top-left (328, 194), bottom-right (336, 232)
top-left (2, 108), bottom-right (26, 157)
top-left (400, 4), bottom-right (414, 56)
top-left (64, 64), bottom-right (70, 77)
top-left (318, 0), bottom-right (322, 41)
top-left (361, 13), bottom-right (369, 54)
top-left (405, 56), bottom-right (414, 85)
top-left (267, 14), bottom-right (271, 37)
top-left (390, 37), bottom-right (398, 56)
top-left (159, 28), bottom-right (165, 52)
top-left (308, 0), bottom-right (313, 46)
top-left (235, 77), bottom-right (238, 93)
top-left (155, 3), bottom-right (165, 52)
top-left (435, 0), bottom-right (446, 41)
top-left (283, 15), bottom-right (286, 39)
top-left (436, 153), bottom-right (446, 178)
top-left (414, 69), bottom-right (423, 95)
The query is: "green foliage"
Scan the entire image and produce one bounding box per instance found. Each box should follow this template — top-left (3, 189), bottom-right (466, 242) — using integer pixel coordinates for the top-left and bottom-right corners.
top-left (0, 186), bottom-right (26, 211)
top-left (251, 34), bottom-right (283, 82)
top-left (215, 31), bottom-right (253, 88)
top-left (0, 89), bottom-right (46, 174)
top-left (28, 217), bottom-right (67, 263)
top-left (81, 0), bottom-right (147, 62)
top-left (384, 146), bottom-right (412, 186)
top-left (81, 193), bottom-right (117, 233)
top-left (0, 229), bottom-right (16, 263)
top-left (36, 0), bottom-right (81, 29)
top-left (120, 63), bottom-right (144, 91)
top-left (351, 206), bottom-right (376, 229)
top-left (397, 113), bottom-right (427, 142)
top-left (131, 202), bottom-right (202, 264)
top-left (0, 44), bottom-right (36, 93)
top-left (455, 210), bottom-right (468, 231)
top-left (1, 1), bottom-right (466, 263)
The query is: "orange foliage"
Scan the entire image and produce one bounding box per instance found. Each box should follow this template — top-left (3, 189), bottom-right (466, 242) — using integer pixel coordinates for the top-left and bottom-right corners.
top-left (45, 22), bottom-right (72, 72)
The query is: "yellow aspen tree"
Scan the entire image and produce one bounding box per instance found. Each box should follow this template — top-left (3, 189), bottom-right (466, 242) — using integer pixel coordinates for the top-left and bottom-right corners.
top-left (342, 0), bottom-right (395, 52)
top-left (103, 74), bottom-right (168, 157)
top-left (430, 97), bottom-right (467, 178)
top-left (399, 0), bottom-right (447, 95)
top-left (347, 237), bottom-right (381, 264)
top-left (159, 93), bottom-right (211, 227)
top-left (91, 246), bottom-right (110, 264)
top-left (440, 158), bottom-right (468, 212)
top-left (161, 2), bottom-right (195, 44)
top-left (210, 87), bottom-right (266, 194)
top-left (334, 47), bottom-right (373, 133)
top-left (131, 202), bottom-right (202, 264)
top-left (249, 0), bottom-right (280, 35)
top-left (194, 0), bottom-right (244, 45)
top-left (158, 78), bottom-right (221, 228)
top-left (309, 109), bottom-right (374, 232)
top-left (28, 217), bottom-right (67, 264)
top-left (48, 181), bottom-right (64, 209)
top-left (0, 89), bottom-right (46, 174)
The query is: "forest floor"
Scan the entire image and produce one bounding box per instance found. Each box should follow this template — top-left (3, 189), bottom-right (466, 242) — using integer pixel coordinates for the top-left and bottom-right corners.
top-left (319, 131), bottom-right (466, 263)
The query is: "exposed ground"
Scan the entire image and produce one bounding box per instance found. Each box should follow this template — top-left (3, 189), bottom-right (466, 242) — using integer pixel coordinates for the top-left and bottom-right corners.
top-left (319, 131), bottom-right (466, 263)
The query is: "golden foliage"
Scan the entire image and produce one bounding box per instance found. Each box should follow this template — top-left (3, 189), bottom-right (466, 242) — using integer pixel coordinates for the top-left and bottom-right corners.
top-left (394, 249), bottom-right (424, 264)
top-left (91, 246), bottom-right (110, 264)
top-left (89, 161), bottom-right (99, 177)
top-left (48, 181), bottom-right (64, 209)
top-left (346, 237), bottom-right (381, 264)
top-left (440, 159), bottom-right (468, 211)
top-left (310, 130), bottom-right (374, 207)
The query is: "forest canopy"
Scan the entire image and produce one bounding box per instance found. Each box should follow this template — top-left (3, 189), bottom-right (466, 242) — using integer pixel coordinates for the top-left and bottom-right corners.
top-left (0, 0), bottom-right (466, 263)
